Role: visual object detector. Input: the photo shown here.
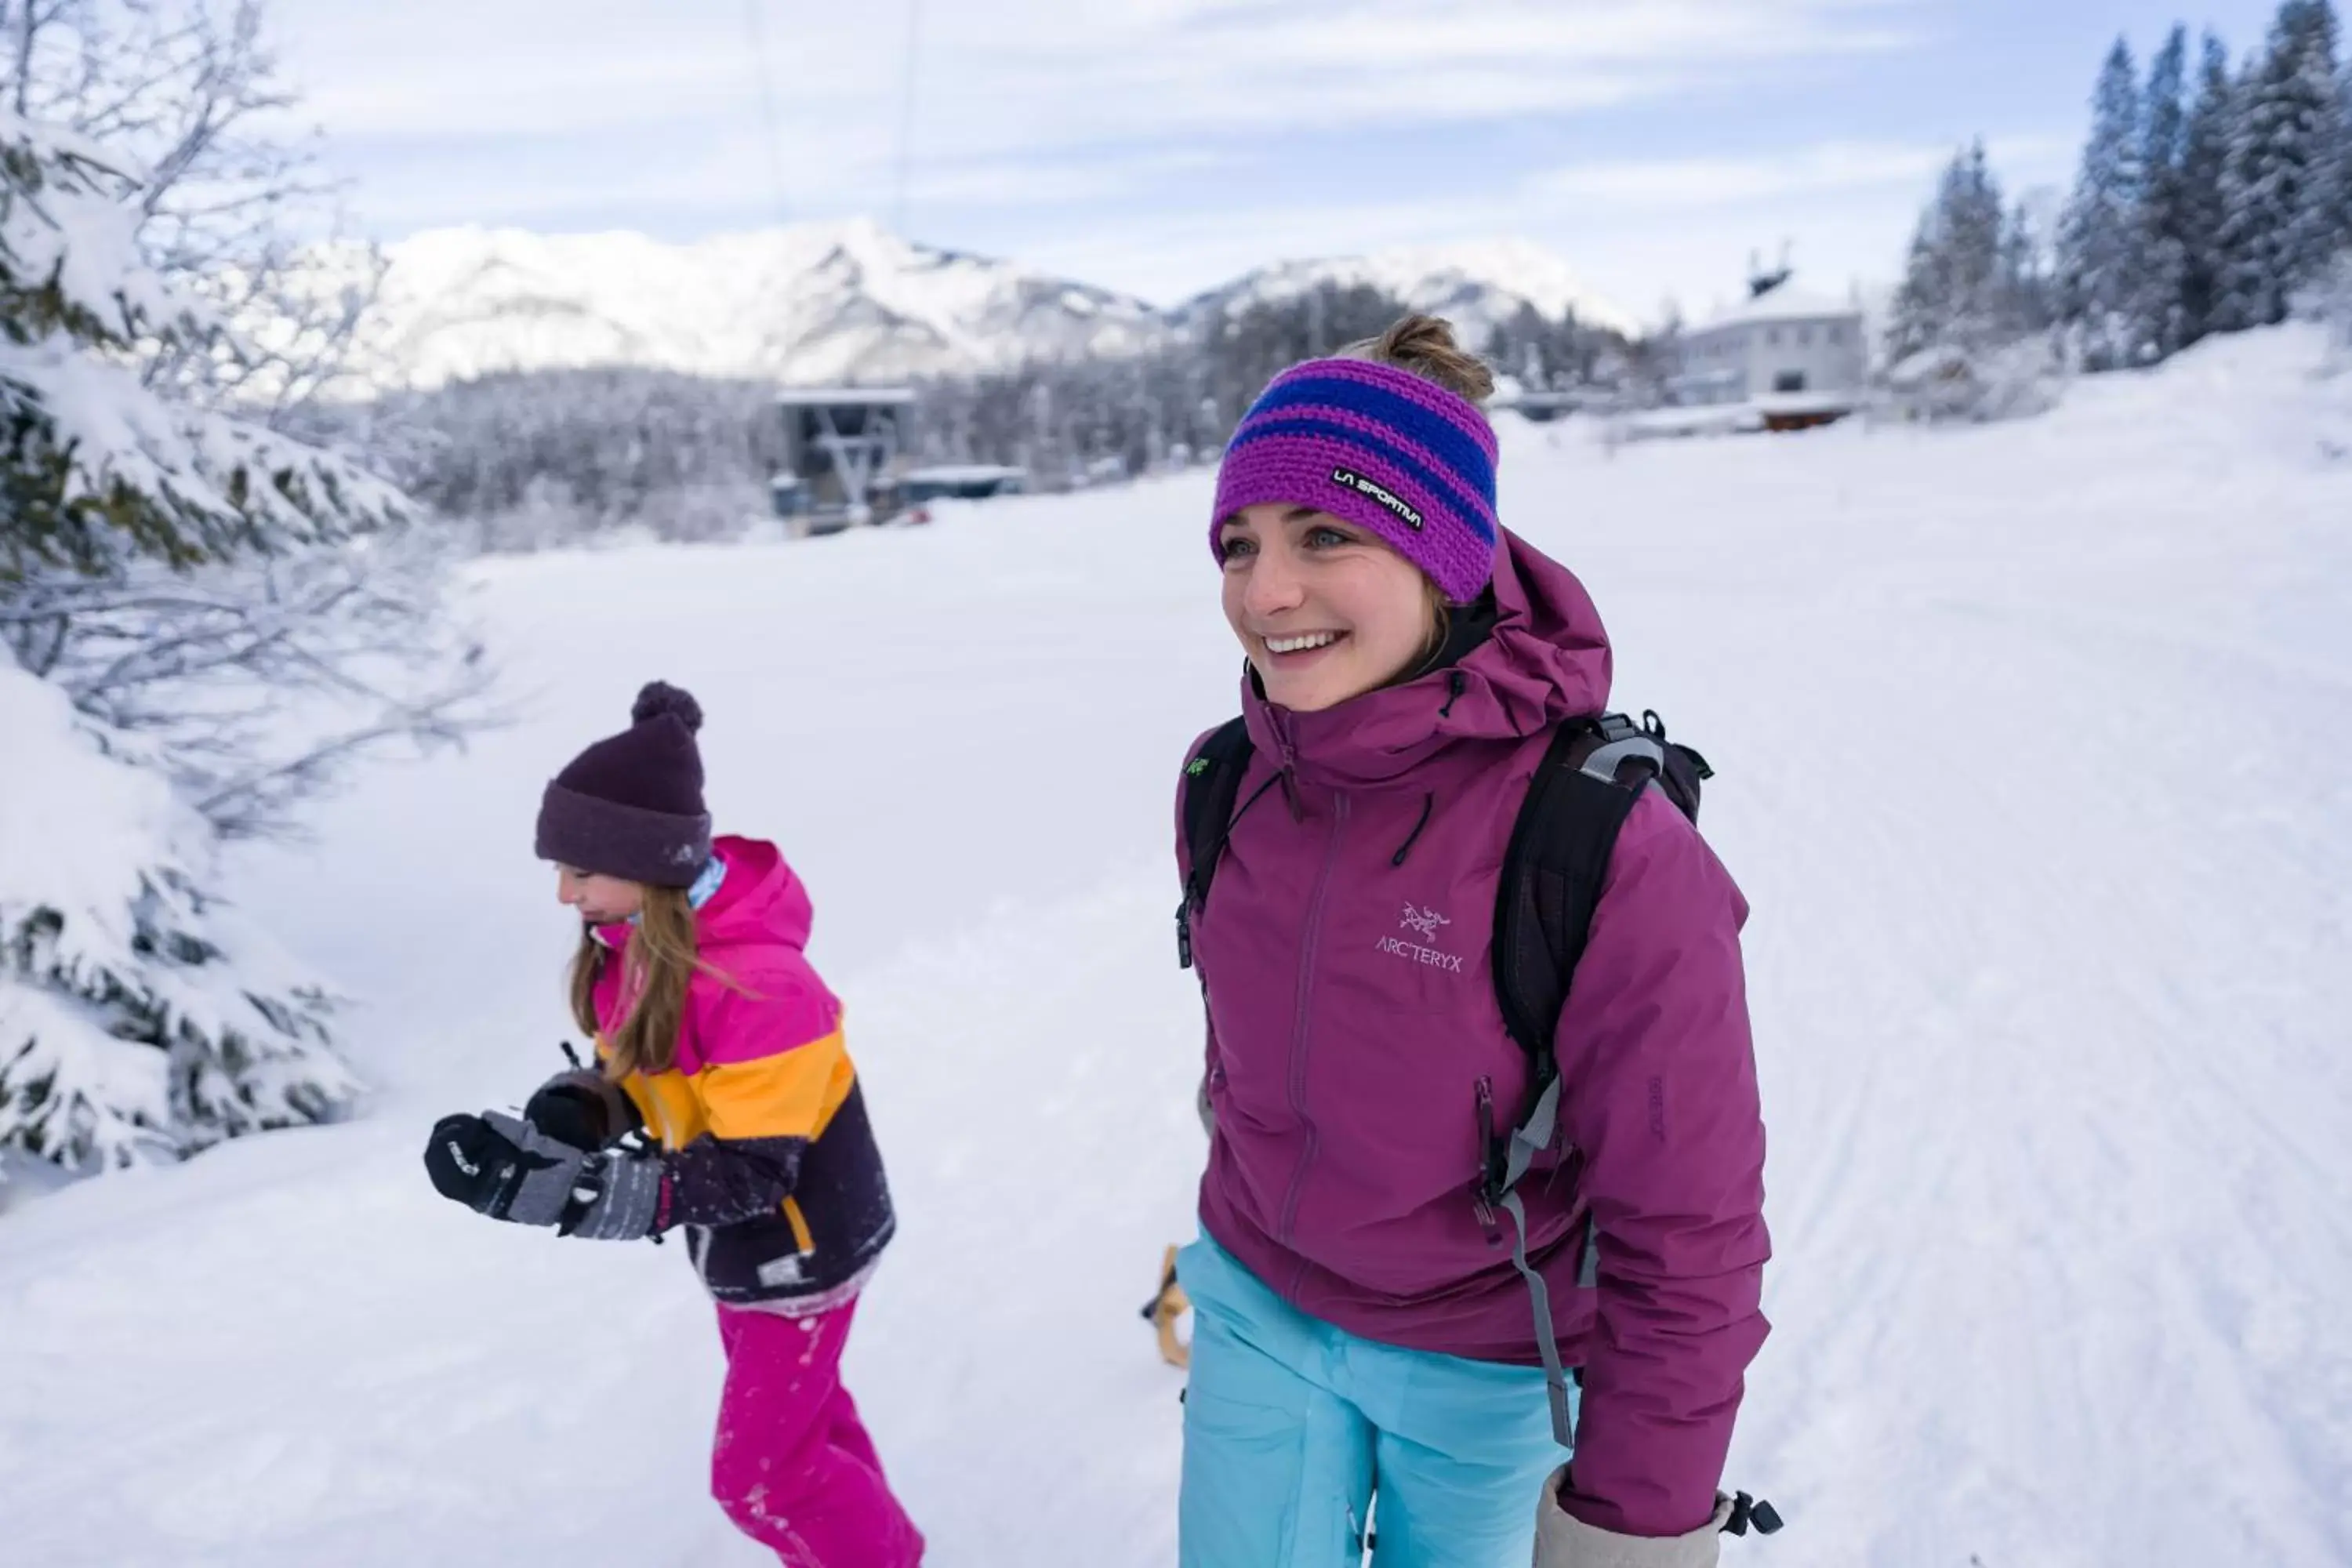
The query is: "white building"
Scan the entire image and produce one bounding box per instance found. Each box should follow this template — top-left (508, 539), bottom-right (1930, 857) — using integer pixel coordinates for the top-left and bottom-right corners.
top-left (1672, 280), bottom-right (1867, 426)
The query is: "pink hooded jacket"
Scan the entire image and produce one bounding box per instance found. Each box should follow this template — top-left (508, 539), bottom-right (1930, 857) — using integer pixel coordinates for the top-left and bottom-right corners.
top-left (1181, 530), bottom-right (1769, 1537)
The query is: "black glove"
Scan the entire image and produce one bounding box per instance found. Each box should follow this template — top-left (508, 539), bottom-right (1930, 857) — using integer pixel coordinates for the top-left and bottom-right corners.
top-left (423, 1110), bottom-right (663, 1239)
top-left (524, 1067), bottom-right (642, 1152)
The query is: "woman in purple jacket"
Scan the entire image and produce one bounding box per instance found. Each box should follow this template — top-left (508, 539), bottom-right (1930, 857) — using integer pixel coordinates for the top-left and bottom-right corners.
top-left (1175, 316), bottom-right (1769, 1568)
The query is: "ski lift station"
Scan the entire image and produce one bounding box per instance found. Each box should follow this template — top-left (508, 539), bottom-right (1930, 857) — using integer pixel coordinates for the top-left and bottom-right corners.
top-left (769, 387), bottom-right (1025, 535)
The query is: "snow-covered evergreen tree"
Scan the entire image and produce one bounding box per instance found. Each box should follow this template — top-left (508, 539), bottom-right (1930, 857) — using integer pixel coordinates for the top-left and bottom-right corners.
top-left (2179, 31), bottom-right (2241, 342)
top-left (0, 662), bottom-right (350, 1169)
top-left (1887, 142), bottom-right (2014, 362)
top-left (2133, 27), bottom-right (2195, 359)
top-left (1998, 198), bottom-right (2060, 336)
top-left (2, 25), bottom-right (438, 1173)
top-left (1886, 145), bottom-right (2066, 420)
top-left (2281, 4), bottom-right (2350, 290)
top-left (2324, 54), bottom-right (2352, 268)
top-left (1482, 303), bottom-right (1613, 394)
top-left (2, 109), bottom-right (395, 581)
top-left (2058, 38), bottom-right (2148, 368)
top-left (2216, 0), bottom-right (2345, 329)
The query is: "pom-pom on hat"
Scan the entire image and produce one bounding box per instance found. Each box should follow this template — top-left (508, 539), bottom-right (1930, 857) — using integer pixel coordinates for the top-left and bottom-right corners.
top-left (534, 681), bottom-right (712, 887)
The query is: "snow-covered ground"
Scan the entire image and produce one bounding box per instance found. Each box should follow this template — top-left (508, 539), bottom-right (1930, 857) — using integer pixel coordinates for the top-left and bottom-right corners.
top-left (4, 326), bottom-right (2349, 1567)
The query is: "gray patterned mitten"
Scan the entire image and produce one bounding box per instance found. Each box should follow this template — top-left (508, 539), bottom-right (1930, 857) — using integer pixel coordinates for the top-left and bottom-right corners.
top-left (423, 1110), bottom-right (662, 1240)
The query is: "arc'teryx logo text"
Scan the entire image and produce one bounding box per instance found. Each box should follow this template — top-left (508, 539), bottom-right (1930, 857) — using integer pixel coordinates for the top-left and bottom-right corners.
top-left (1378, 903), bottom-right (1463, 973)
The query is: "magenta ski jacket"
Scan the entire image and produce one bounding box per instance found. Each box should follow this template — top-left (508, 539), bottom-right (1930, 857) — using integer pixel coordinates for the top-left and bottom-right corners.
top-left (1180, 529), bottom-right (1770, 1537)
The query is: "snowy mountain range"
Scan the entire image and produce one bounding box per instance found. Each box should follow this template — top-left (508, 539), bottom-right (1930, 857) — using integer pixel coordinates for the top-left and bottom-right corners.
top-left (1170, 238), bottom-right (1638, 343)
top-left (341, 220), bottom-right (1632, 390)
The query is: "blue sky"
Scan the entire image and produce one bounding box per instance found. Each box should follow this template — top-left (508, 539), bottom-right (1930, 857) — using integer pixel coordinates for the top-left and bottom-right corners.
top-left (271, 0), bottom-right (2294, 322)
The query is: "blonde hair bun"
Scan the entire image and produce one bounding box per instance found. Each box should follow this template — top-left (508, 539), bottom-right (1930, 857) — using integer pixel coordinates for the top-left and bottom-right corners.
top-left (1339, 314), bottom-right (1497, 405)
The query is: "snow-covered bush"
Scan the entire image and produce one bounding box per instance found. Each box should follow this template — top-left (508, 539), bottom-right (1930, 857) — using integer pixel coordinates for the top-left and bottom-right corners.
top-left (4, 526), bottom-right (493, 842)
top-left (0, 664), bottom-right (349, 1168)
top-left (1882, 338), bottom-right (2068, 424)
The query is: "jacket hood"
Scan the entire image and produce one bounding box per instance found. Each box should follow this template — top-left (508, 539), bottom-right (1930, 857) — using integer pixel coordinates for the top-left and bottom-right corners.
top-left (587, 835), bottom-right (811, 955)
top-left (695, 836), bottom-right (811, 954)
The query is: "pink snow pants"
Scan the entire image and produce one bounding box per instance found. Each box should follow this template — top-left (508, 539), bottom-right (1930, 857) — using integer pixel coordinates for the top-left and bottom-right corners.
top-left (712, 1299), bottom-right (924, 1567)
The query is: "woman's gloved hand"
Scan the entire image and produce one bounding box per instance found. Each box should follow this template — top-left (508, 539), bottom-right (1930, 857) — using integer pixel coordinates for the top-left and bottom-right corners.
top-left (1534, 1468), bottom-right (1743, 1567)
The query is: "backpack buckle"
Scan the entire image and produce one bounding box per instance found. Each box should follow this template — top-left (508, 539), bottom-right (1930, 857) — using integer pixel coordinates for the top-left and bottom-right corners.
top-left (1723, 1491), bottom-right (1784, 1537)
top-left (1478, 1139), bottom-right (1509, 1208)
top-left (1471, 1147), bottom-right (1508, 1243)
top-left (1472, 1079), bottom-right (1510, 1218)
top-left (1592, 711), bottom-right (1641, 743)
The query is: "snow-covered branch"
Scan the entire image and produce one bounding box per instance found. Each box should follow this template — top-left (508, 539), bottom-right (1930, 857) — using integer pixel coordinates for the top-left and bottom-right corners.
top-left (4, 527), bottom-right (502, 841)
top-left (0, 661), bottom-right (354, 1170)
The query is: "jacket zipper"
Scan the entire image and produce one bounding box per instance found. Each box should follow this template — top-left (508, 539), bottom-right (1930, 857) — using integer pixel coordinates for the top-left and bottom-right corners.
top-left (1275, 789), bottom-right (1348, 1264)
top-left (781, 1194), bottom-right (817, 1256)
top-left (1472, 1075), bottom-right (1504, 1246)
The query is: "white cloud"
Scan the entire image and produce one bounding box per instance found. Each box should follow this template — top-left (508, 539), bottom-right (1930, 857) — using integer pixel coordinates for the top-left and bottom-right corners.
top-left (273, 0), bottom-right (1933, 154)
top-left (1529, 134), bottom-right (2076, 210)
top-left (996, 128), bottom-right (2078, 318)
top-left (903, 149), bottom-right (1230, 208)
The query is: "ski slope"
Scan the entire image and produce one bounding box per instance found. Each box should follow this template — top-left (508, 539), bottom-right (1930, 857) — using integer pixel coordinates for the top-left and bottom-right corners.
top-left (4, 327), bottom-right (2349, 1567)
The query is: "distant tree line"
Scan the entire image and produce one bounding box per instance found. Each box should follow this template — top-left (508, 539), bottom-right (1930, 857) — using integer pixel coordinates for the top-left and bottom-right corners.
top-left (362, 281), bottom-right (1630, 548)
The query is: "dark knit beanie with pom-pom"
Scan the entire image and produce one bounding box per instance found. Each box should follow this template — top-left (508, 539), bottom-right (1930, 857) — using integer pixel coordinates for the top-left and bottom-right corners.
top-left (534, 681), bottom-right (712, 887)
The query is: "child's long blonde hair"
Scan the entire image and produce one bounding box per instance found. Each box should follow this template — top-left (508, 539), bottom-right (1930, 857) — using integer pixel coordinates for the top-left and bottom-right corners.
top-left (569, 884), bottom-right (705, 1080)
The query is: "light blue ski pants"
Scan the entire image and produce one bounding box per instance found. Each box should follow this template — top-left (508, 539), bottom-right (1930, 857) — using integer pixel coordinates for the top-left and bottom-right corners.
top-left (1176, 1237), bottom-right (1573, 1568)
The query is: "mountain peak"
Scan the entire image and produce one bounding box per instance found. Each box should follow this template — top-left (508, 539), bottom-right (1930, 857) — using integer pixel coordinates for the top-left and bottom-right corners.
top-left (1178, 238), bottom-right (1636, 340)
top-left (339, 222), bottom-right (1628, 392)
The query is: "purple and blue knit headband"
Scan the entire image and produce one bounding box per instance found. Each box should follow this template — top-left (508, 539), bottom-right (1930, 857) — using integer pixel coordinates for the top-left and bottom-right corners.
top-left (1211, 357), bottom-right (1500, 603)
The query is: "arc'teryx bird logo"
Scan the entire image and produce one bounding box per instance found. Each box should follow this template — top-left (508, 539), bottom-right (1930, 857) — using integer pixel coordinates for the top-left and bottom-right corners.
top-left (1378, 903), bottom-right (1464, 973)
top-left (1399, 903), bottom-right (1450, 939)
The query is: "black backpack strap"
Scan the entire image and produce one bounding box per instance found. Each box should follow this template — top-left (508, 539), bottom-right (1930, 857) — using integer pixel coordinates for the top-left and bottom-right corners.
top-left (1486, 716), bottom-right (1650, 1447)
top-left (1493, 719), bottom-right (1645, 1067)
top-left (1175, 717), bottom-right (1253, 970)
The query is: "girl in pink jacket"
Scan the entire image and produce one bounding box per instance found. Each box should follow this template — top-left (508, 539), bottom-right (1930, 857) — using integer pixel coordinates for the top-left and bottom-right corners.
top-left (424, 683), bottom-right (921, 1567)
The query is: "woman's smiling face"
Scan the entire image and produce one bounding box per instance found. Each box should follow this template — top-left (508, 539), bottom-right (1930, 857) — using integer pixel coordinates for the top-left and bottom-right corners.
top-left (1218, 503), bottom-right (1436, 712)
